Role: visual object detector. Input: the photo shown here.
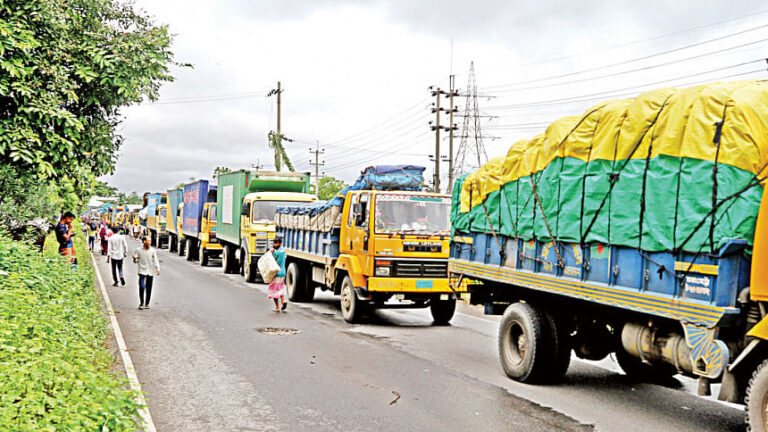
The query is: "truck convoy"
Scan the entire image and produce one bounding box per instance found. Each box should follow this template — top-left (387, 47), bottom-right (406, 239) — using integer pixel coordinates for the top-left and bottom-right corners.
top-left (216, 170), bottom-right (316, 281)
top-left (275, 165), bottom-right (465, 324)
top-left (448, 81), bottom-right (768, 430)
top-left (182, 180), bottom-right (221, 266)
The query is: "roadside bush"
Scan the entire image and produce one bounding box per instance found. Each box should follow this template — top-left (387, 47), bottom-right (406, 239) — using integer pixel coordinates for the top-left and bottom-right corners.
top-left (0, 234), bottom-right (139, 431)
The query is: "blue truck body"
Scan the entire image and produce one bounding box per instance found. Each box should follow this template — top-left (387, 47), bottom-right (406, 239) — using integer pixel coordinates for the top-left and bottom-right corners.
top-left (450, 235), bottom-right (749, 328)
top-left (280, 228), bottom-right (341, 260)
top-left (183, 180), bottom-right (216, 238)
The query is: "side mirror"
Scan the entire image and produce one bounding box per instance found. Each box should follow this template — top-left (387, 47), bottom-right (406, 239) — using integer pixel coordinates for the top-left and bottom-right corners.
top-left (241, 202), bottom-right (249, 216)
top-left (352, 203), bottom-right (363, 216)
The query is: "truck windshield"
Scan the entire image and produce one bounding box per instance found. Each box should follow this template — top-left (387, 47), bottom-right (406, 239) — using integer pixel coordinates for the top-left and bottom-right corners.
top-left (209, 205), bottom-right (217, 222)
top-left (374, 195), bottom-right (450, 234)
top-left (252, 200), bottom-right (314, 223)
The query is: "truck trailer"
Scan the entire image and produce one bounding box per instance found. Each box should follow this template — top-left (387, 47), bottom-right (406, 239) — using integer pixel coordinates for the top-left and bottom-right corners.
top-left (276, 165), bottom-right (466, 324)
top-left (448, 80), bottom-right (768, 430)
top-left (182, 180), bottom-right (221, 266)
top-left (145, 192), bottom-right (168, 248)
top-left (166, 188), bottom-right (184, 253)
top-left (216, 170), bottom-right (316, 281)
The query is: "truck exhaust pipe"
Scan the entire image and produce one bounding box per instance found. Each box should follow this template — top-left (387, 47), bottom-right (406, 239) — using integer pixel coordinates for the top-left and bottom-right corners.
top-left (620, 322), bottom-right (693, 375)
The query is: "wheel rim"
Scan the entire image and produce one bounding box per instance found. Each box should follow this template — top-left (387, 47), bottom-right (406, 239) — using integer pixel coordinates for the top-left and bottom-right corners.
top-left (340, 283), bottom-right (352, 313)
top-left (504, 320), bottom-right (526, 366)
top-left (286, 268), bottom-right (296, 297)
top-left (761, 391), bottom-right (768, 428)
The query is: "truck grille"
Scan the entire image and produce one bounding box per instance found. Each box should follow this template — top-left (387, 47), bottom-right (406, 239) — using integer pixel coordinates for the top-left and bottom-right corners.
top-left (392, 261), bottom-right (447, 278)
top-left (254, 239), bottom-right (269, 252)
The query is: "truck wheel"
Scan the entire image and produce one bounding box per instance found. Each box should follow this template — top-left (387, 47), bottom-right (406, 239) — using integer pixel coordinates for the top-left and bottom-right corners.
top-left (169, 235), bottom-right (177, 253)
top-left (543, 310), bottom-right (571, 383)
top-left (340, 276), bottom-right (364, 323)
top-left (747, 359), bottom-right (768, 432)
top-left (286, 263), bottom-right (304, 301)
top-left (430, 299), bottom-right (456, 325)
top-left (199, 247), bottom-right (208, 267)
top-left (186, 240), bottom-right (196, 261)
top-left (244, 254), bottom-right (256, 283)
top-left (222, 245), bottom-right (233, 273)
top-left (179, 239), bottom-right (186, 257)
top-left (151, 232), bottom-right (157, 247)
top-left (498, 302), bottom-right (552, 383)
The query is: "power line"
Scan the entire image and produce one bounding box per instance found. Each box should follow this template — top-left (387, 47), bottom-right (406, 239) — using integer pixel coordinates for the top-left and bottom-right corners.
top-left (322, 97), bottom-right (431, 145)
top-left (481, 24), bottom-right (768, 92)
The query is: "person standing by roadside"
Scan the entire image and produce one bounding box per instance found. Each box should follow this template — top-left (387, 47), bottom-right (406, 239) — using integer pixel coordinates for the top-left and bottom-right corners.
top-left (55, 212), bottom-right (77, 267)
top-left (86, 220), bottom-right (96, 251)
top-left (99, 223), bottom-right (111, 255)
top-left (268, 236), bottom-right (288, 312)
top-left (107, 228), bottom-right (129, 286)
top-left (133, 236), bottom-right (160, 310)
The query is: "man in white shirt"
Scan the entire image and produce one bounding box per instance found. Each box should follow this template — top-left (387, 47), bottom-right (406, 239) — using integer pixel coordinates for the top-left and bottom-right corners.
top-left (107, 228), bottom-right (129, 286)
top-left (133, 236), bottom-right (161, 310)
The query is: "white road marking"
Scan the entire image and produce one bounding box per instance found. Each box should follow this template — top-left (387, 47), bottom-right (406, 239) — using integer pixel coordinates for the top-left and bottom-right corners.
top-left (91, 253), bottom-right (157, 432)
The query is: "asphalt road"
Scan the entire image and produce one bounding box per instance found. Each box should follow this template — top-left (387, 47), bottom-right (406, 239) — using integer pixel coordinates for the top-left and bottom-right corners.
top-left (95, 237), bottom-right (747, 432)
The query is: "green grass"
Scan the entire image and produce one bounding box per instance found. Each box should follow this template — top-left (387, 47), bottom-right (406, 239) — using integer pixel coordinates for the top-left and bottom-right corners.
top-left (0, 233), bottom-right (139, 431)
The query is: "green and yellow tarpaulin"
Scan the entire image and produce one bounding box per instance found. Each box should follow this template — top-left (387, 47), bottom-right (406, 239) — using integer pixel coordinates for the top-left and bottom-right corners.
top-left (451, 80), bottom-right (768, 253)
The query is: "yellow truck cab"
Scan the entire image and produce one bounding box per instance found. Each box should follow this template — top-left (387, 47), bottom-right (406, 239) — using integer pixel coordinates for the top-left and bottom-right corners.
top-left (238, 191), bottom-right (317, 282)
top-left (197, 202), bottom-right (222, 266)
top-left (275, 165), bottom-right (466, 324)
top-left (175, 202), bottom-right (185, 256)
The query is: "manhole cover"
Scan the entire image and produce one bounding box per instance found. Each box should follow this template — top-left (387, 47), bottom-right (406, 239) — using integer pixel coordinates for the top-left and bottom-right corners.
top-left (256, 327), bottom-right (300, 336)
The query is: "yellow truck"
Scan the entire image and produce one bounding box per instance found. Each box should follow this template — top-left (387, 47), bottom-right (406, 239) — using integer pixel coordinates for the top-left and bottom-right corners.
top-left (275, 165), bottom-right (465, 324)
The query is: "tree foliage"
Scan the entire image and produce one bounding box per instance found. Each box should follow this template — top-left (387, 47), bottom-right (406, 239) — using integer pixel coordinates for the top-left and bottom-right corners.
top-left (213, 166), bottom-right (230, 178)
top-left (317, 176), bottom-right (347, 200)
top-left (0, 0), bottom-right (181, 228)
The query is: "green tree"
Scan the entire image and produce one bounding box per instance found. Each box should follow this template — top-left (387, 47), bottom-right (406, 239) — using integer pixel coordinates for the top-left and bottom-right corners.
top-left (93, 180), bottom-right (118, 197)
top-left (213, 166), bottom-right (230, 178)
top-left (317, 176), bottom-right (347, 200)
top-left (0, 0), bottom-right (182, 230)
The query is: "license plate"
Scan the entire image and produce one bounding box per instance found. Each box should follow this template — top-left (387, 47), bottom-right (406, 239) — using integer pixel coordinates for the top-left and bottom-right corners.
top-left (416, 280), bottom-right (433, 288)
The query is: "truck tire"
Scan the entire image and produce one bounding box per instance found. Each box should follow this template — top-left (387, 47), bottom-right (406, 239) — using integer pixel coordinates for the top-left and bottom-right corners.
top-left (747, 359), bottom-right (768, 432)
top-left (286, 263), bottom-right (303, 301)
top-left (340, 276), bottom-right (364, 323)
top-left (199, 247), bottom-right (208, 267)
top-left (430, 299), bottom-right (456, 325)
top-left (244, 253), bottom-right (256, 283)
top-left (179, 238), bottom-right (186, 257)
top-left (498, 302), bottom-right (553, 383)
top-left (151, 231), bottom-right (157, 247)
top-left (542, 310), bottom-right (571, 383)
top-left (186, 239), bottom-right (197, 261)
top-left (222, 245), bottom-right (233, 274)
top-left (169, 235), bottom-right (177, 253)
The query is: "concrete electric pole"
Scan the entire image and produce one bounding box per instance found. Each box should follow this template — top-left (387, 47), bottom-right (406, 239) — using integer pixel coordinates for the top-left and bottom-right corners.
top-left (309, 140), bottom-right (325, 195)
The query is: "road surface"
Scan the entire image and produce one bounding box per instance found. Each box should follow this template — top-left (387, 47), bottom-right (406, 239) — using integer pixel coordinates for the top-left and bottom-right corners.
top-left (94, 237), bottom-right (746, 431)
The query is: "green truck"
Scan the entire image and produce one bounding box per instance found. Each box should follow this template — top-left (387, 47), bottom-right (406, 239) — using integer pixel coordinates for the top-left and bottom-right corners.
top-left (216, 170), bottom-right (316, 281)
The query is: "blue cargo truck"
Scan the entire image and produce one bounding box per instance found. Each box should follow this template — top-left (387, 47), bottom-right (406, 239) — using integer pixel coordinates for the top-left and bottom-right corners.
top-left (182, 180), bottom-right (220, 264)
top-left (145, 192), bottom-right (168, 248)
top-left (449, 82), bottom-right (768, 430)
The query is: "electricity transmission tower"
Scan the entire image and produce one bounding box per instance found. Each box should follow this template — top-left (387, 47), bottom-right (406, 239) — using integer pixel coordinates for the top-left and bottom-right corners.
top-left (453, 62), bottom-right (488, 183)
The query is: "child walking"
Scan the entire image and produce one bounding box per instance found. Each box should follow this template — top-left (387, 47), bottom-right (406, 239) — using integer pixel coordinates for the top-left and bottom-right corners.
top-left (133, 236), bottom-right (160, 310)
top-left (268, 237), bottom-right (287, 312)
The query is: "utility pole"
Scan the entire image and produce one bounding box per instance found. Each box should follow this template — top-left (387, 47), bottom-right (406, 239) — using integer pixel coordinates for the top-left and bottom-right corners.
top-left (251, 159), bottom-right (263, 171)
top-left (267, 82), bottom-right (288, 171)
top-left (431, 87), bottom-right (442, 193)
top-left (430, 84), bottom-right (459, 194)
top-left (447, 75), bottom-right (459, 194)
top-left (309, 140), bottom-right (325, 195)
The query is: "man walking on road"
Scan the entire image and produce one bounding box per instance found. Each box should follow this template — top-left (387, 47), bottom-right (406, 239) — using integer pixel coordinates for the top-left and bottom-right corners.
top-left (107, 228), bottom-right (129, 286)
top-left (133, 236), bottom-right (160, 310)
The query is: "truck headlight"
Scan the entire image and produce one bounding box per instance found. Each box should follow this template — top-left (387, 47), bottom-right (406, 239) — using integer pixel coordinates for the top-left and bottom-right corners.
top-left (375, 261), bottom-right (391, 276)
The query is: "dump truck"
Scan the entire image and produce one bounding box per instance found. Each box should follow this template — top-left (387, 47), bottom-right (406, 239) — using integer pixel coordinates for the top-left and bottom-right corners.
top-left (448, 80), bottom-right (768, 430)
top-left (166, 188), bottom-right (184, 253)
top-left (276, 165), bottom-right (466, 324)
top-left (216, 170), bottom-right (316, 281)
top-left (181, 180), bottom-right (221, 266)
top-left (145, 192), bottom-right (168, 247)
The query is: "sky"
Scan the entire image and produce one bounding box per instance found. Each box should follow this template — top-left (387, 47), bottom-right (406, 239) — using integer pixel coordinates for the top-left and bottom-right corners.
top-left (104, 0), bottom-right (768, 194)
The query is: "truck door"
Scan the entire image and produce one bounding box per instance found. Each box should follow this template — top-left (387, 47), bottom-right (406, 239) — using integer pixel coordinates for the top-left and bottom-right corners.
top-left (346, 192), bottom-right (372, 273)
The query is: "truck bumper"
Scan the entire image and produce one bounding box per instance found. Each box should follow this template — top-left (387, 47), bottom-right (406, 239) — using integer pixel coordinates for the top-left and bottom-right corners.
top-left (367, 277), bottom-right (466, 293)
